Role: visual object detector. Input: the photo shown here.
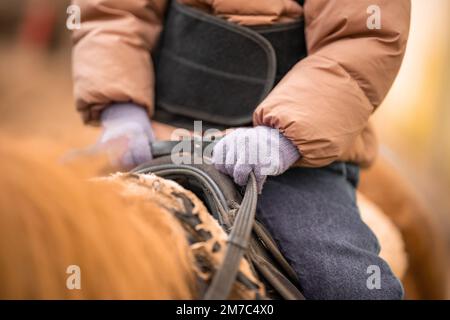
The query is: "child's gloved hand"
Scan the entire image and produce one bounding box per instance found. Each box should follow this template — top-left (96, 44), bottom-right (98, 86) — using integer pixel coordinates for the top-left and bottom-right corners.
top-left (212, 126), bottom-right (300, 193)
top-left (99, 103), bottom-right (155, 169)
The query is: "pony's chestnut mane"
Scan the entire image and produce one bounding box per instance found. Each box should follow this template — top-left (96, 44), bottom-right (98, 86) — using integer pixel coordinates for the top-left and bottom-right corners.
top-left (0, 135), bottom-right (196, 299)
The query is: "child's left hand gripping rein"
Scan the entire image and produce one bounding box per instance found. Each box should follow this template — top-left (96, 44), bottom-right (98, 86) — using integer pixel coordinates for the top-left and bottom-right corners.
top-left (212, 126), bottom-right (300, 193)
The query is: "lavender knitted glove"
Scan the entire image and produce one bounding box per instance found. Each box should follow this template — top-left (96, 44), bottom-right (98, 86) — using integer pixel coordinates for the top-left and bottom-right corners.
top-left (212, 126), bottom-right (301, 193)
top-left (99, 103), bottom-right (155, 169)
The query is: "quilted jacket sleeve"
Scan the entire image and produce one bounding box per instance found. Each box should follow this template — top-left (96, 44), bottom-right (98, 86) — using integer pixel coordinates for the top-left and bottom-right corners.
top-left (253, 0), bottom-right (411, 167)
top-left (72, 0), bottom-right (168, 124)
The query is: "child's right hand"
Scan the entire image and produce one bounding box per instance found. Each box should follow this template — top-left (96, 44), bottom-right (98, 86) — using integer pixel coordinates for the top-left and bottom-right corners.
top-left (98, 103), bottom-right (155, 169)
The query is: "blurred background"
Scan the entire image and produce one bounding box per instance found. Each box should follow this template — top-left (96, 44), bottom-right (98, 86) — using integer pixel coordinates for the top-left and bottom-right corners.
top-left (375, 0), bottom-right (450, 234)
top-left (0, 0), bottom-right (449, 296)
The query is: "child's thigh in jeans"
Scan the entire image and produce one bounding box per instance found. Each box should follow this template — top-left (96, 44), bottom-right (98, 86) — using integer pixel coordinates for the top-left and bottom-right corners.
top-left (257, 163), bottom-right (404, 300)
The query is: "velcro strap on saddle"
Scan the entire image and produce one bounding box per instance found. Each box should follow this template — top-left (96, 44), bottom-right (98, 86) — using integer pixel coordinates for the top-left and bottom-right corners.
top-left (152, 0), bottom-right (307, 129)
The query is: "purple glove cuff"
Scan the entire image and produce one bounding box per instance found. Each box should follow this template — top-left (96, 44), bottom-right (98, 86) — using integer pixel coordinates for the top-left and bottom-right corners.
top-left (275, 128), bottom-right (301, 174)
top-left (101, 103), bottom-right (154, 140)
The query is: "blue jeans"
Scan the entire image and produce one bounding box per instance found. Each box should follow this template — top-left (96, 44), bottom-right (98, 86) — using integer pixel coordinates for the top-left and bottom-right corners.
top-left (257, 163), bottom-right (404, 300)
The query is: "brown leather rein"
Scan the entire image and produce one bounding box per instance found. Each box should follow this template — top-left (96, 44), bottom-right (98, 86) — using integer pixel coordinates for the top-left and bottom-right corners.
top-left (132, 140), bottom-right (305, 300)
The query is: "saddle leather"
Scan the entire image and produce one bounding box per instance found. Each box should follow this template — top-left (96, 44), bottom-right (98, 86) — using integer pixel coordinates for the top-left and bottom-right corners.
top-left (133, 142), bottom-right (305, 300)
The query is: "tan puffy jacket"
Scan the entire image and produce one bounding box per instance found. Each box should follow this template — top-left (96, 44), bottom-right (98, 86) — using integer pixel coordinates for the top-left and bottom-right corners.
top-left (72, 0), bottom-right (411, 168)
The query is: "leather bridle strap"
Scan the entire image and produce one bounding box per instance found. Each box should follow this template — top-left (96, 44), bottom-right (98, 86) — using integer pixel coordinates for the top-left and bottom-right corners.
top-left (150, 139), bottom-right (219, 159)
top-left (132, 163), bottom-right (231, 227)
top-left (132, 161), bottom-right (258, 300)
top-left (203, 172), bottom-right (258, 300)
